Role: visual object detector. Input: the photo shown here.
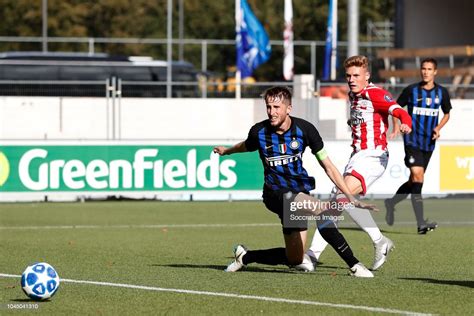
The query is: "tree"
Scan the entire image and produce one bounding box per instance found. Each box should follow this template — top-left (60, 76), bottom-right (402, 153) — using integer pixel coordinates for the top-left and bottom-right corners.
top-left (0, 0), bottom-right (394, 81)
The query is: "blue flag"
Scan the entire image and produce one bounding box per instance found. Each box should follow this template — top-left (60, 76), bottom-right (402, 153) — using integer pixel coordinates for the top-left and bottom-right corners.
top-left (322, 0), bottom-right (337, 80)
top-left (236, 0), bottom-right (271, 78)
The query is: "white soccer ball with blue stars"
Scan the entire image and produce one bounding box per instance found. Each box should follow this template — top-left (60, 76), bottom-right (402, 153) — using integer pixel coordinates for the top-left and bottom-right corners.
top-left (21, 262), bottom-right (60, 300)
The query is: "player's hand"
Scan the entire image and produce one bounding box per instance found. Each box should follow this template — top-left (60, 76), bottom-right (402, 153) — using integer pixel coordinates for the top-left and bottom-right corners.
top-left (213, 146), bottom-right (227, 156)
top-left (432, 128), bottom-right (440, 140)
top-left (388, 129), bottom-right (400, 140)
top-left (353, 200), bottom-right (379, 212)
top-left (399, 124), bottom-right (412, 134)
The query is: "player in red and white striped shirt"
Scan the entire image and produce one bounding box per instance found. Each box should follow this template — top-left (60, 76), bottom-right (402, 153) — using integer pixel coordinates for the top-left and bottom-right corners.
top-left (349, 82), bottom-right (408, 152)
top-left (308, 55), bottom-right (412, 272)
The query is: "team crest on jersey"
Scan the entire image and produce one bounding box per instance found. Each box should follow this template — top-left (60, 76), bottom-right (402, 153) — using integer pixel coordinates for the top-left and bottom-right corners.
top-left (426, 98), bottom-right (432, 106)
top-left (289, 139), bottom-right (300, 150)
top-left (384, 94), bottom-right (393, 102)
top-left (434, 96), bottom-right (440, 104)
top-left (278, 143), bottom-right (287, 153)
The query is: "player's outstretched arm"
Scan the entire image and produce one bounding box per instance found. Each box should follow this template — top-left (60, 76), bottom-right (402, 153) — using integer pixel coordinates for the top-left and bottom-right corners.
top-left (391, 107), bottom-right (412, 135)
top-left (316, 153), bottom-right (355, 202)
top-left (213, 141), bottom-right (247, 156)
top-left (389, 116), bottom-right (400, 140)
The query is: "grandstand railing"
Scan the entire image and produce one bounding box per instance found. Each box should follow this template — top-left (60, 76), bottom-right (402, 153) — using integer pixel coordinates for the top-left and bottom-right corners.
top-left (0, 79), bottom-right (473, 99)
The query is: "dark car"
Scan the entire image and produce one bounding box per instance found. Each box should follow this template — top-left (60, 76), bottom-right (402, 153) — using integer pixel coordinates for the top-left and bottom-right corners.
top-left (0, 52), bottom-right (199, 97)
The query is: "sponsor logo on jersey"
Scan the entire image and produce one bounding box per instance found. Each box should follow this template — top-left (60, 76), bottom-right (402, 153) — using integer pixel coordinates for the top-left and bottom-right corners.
top-left (412, 106), bottom-right (439, 116)
top-left (350, 109), bottom-right (365, 125)
top-left (266, 153), bottom-right (302, 167)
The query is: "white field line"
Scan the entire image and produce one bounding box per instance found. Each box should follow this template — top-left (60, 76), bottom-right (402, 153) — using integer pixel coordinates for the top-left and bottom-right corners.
top-left (0, 223), bottom-right (280, 230)
top-left (0, 273), bottom-right (433, 315)
top-left (0, 221), bottom-right (473, 230)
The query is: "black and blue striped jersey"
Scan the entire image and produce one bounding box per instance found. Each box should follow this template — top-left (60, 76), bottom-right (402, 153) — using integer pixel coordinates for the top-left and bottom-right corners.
top-left (244, 116), bottom-right (324, 193)
top-left (397, 83), bottom-right (452, 152)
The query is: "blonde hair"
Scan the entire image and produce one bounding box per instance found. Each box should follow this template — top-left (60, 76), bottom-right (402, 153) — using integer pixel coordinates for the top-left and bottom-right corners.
top-left (344, 55), bottom-right (369, 69)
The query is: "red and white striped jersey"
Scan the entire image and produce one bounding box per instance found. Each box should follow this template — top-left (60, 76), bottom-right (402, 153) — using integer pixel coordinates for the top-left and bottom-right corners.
top-left (348, 83), bottom-right (401, 152)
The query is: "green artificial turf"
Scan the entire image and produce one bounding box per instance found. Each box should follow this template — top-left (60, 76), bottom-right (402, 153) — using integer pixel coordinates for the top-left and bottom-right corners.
top-left (0, 199), bottom-right (473, 315)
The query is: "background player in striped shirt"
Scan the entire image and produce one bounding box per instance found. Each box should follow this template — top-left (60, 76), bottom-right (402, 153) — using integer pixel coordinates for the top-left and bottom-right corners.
top-left (385, 58), bottom-right (452, 234)
top-left (307, 55), bottom-right (412, 271)
top-left (214, 86), bottom-right (376, 277)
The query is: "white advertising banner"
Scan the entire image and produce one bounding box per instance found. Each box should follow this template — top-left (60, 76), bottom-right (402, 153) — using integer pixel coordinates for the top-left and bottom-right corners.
top-left (303, 140), bottom-right (473, 196)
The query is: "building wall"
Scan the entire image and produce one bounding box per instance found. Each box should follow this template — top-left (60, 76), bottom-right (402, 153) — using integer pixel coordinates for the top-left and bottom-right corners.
top-left (402, 0), bottom-right (474, 47)
top-left (1, 96), bottom-right (472, 141)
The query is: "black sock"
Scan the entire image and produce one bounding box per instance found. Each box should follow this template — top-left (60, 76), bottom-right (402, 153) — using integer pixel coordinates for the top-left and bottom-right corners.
top-left (317, 219), bottom-right (359, 268)
top-left (242, 248), bottom-right (287, 265)
top-left (411, 182), bottom-right (425, 226)
top-left (391, 181), bottom-right (411, 205)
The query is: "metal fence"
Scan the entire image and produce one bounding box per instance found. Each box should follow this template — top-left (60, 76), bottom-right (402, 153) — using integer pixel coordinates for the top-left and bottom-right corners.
top-left (0, 78), bottom-right (473, 99)
top-left (0, 36), bottom-right (393, 79)
top-left (4, 36), bottom-right (472, 98)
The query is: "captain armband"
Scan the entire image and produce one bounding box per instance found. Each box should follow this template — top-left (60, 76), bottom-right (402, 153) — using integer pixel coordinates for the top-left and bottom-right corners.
top-left (315, 148), bottom-right (328, 161)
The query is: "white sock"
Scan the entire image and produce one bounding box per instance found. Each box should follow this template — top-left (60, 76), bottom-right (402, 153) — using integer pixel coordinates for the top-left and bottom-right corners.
top-left (308, 228), bottom-right (328, 260)
top-left (345, 206), bottom-right (383, 243)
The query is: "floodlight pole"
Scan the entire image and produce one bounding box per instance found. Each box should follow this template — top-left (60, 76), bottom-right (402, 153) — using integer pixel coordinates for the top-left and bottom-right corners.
top-left (347, 0), bottom-right (359, 57)
top-left (167, 0), bottom-right (173, 98)
top-left (42, 0), bottom-right (48, 52)
top-left (330, 0), bottom-right (338, 81)
top-left (235, 0), bottom-right (241, 99)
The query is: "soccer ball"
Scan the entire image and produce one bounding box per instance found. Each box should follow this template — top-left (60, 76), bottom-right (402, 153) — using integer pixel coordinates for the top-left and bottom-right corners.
top-left (21, 262), bottom-right (60, 300)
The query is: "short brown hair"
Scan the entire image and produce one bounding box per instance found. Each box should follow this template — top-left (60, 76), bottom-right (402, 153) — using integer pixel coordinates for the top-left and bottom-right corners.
top-left (262, 86), bottom-right (292, 103)
top-left (421, 58), bottom-right (438, 69)
top-left (344, 55), bottom-right (369, 69)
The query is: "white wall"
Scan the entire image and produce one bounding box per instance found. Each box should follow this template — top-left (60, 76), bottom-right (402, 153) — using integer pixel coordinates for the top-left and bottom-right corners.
top-left (119, 98), bottom-right (255, 140)
top-left (439, 99), bottom-right (474, 141)
top-left (318, 97), bottom-right (351, 140)
top-left (0, 97), bottom-right (258, 140)
top-left (1, 96), bottom-right (472, 141)
top-left (0, 97), bottom-right (108, 139)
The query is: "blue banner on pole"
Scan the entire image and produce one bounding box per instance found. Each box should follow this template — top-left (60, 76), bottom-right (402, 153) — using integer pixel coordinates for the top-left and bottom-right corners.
top-left (236, 0), bottom-right (271, 78)
top-left (322, 0), bottom-right (334, 80)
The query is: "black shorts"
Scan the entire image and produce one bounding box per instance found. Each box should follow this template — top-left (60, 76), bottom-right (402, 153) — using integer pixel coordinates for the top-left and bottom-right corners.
top-left (404, 145), bottom-right (433, 170)
top-left (262, 185), bottom-right (308, 235)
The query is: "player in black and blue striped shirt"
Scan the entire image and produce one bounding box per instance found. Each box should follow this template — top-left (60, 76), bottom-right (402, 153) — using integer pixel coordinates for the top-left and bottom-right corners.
top-left (214, 86), bottom-right (376, 277)
top-left (385, 58), bottom-right (452, 234)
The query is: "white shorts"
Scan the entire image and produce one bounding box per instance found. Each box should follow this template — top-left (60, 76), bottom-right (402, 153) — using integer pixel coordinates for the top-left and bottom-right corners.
top-left (343, 149), bottom-right (388, 195)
